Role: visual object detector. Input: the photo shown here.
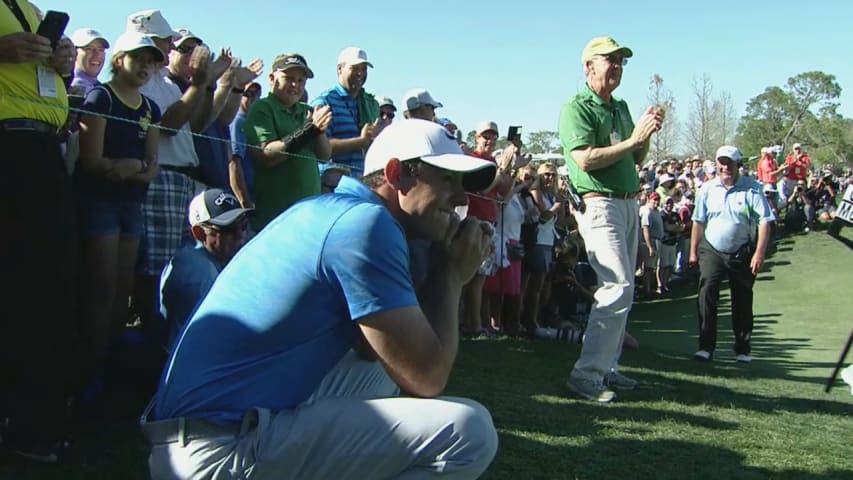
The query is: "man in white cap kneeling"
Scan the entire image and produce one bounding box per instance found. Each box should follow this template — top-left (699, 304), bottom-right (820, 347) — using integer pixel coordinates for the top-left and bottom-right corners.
top-left (144, 119), bottom-right (499, 479)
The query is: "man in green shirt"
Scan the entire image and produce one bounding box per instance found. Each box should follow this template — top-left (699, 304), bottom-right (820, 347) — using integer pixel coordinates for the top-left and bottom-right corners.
top-left (558, 36), bottom-right (664, 403)
top-left (244, 53), bottom-right (332, 230)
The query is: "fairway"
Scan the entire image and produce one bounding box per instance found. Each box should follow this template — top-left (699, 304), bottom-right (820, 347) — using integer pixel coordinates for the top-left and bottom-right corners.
top-left (450, 228), bottom-right (853, 480)
top-left (1, 229), bottom-right (852, 479)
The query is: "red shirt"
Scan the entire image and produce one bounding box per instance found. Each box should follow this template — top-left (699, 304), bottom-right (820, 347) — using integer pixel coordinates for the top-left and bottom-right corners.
top-left (465, 150), bottom-right (498, 223)
top-left (757, 155), bottom-right (778, 183)
top-left (785, 154), bottom-right (811, 180)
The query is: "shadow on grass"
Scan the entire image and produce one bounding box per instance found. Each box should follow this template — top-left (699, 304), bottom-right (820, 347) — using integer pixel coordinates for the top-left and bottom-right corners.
top-left (484, 435), bottom-right (852, 480)
top-left (829, 231), bottom-right (853, 250)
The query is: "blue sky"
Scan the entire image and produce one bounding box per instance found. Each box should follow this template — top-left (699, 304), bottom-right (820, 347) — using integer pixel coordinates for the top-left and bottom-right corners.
top-left (47, 0), bottom-right (853, 139)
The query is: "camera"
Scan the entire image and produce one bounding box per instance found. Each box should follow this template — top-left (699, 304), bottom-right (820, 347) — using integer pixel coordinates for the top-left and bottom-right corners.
top-left (796, 186), bottom-right (803, 193)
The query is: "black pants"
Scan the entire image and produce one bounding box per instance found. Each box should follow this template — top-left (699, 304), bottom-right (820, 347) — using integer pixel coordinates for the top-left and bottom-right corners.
top-left (0, 130), bottom-right (78, 444)
top-left (696, 239), bottom-right (755, 355)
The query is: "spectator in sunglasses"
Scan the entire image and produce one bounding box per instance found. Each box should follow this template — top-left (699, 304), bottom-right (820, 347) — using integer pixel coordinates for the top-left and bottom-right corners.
top-left (376, 96), bottom-right (396, 129)
top-left (159, 189), bottom-right (253, 350)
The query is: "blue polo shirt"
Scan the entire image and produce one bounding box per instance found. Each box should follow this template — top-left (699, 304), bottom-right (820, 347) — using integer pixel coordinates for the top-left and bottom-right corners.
top-left (229, 111), bottom-right (255, 201)
top-left (159, 243), bottom-right (224, 350)
top-left (151, 176), bottom-right (419, 424)
top-left (311, 83), bottom-right (364, 172)
top-left (693, 176), bottom-right (775, 253)
top-left (194, 121), bottom-right (232, 190)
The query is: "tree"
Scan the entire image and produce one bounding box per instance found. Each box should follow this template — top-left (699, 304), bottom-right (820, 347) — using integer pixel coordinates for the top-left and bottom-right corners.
top-left (647, 74), bottom-right (679, 163)
top-left (734, 86), bottom-right (795, 157)
top-left (524, 130), bottom-right (560, 154)
top-left (712, 91), bottom-right (737, 146)
top-left (465, 130), bottom-right (476, 150)
top-left (735, 71), bottom-right (848, 167)
top-left (782, 71), bottom-right (842, 149)
top-left (684, 74), bottom-right (739, 160)
top-left (684, 74), bottom-right (718, 159)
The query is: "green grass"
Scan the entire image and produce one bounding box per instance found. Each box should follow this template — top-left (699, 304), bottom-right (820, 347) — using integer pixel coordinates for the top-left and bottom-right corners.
top-left (2, 228), bottom-right (852, 479)
top-left (451, 227), bottom-right (853, 480)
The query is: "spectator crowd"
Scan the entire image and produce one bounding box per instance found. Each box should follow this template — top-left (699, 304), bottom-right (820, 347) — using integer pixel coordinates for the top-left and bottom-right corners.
top-left (2, 3), bottom-right (852, 476)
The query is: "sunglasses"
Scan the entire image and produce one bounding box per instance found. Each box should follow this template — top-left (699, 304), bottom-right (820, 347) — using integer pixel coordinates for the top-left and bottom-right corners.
top-left (175, 42), bottom-right (201, 54)
top-left (599, 54), bottom-right (628, 66)
top-left (480, 132), bottom-right (498, 140)
top-left (381, 111), bottom-right (395, 119)
top-left (243, 89), bottom-right (260, 98)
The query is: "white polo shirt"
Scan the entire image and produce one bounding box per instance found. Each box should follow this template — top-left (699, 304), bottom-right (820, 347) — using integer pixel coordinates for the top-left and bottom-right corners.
top-left (140, 68), bottom-right (200, 168)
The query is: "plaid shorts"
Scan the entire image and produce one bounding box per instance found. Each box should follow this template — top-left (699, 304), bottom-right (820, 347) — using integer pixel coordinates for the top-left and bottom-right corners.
top-left (139, 169), bottom-right (205, 276)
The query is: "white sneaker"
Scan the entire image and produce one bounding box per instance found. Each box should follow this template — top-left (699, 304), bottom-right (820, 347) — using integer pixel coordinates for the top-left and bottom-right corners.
top-left (841, 365), bottom-right (853, 396)
top-left (735, 354), bottom-right (752, 363)
top-left (566, 375), bottom-right (616, 403)
top-left (694, 350), bottom-right (713, 361)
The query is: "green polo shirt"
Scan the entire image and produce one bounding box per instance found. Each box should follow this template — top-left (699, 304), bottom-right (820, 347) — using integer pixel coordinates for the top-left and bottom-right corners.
top-left (558, 84), bottom-right (640, 194)
top-left (244, 94), bottom-right (322, 230)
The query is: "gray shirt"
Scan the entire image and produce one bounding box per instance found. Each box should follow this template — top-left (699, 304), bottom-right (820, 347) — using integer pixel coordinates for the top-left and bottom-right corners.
top-left (640, 205), bottom-right (664, 241)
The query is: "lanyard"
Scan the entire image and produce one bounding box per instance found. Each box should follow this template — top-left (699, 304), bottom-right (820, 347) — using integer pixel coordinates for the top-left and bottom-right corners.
top-left (4, 0), bottom-right (32, 32)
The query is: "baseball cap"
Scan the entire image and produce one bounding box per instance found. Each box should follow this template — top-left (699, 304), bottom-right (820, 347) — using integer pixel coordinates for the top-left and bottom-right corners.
top-left (475, 121), bottom-right (499, 136)
top-left (658, 173), bottom-right (676, 184)
top-left (337, 46), bottom-right (373, 68)
top-left (126, 9), bottom-right (180, 39)
top-left (70, 28), bottom-right (110, 48)
top-left (703, 160), bottom-right (717, 175)
top-left (174, 28), bottom-right (203, 48)
top-left (401, 88), bottom-right (443, 112)
top-left (793, 142), bottom-right (802, 150)
top-left (715, 145), bottom-right (743, 164)
top-left (244, 82), bottom-right (261, 95)
top-left (363, 119), bottom-right (497, 192)
top-left (377, 96), bottom-right (396, 111)
top-left (188, 189), bottom-right (253, 227)
top-left (581, 36), bottom-right (633, 63)
top-left (272, 53), bottom-right (314, 78)
top-left (648, 192), bottom-right (661, 201)
top-left (112, 32), bottom-right (165, 63)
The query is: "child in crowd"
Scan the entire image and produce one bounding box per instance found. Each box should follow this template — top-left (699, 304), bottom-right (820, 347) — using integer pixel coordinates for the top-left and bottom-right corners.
top-left (536, 237), bottom-right (639, 350)
top-left (77, 32), bottom-right (163, 380)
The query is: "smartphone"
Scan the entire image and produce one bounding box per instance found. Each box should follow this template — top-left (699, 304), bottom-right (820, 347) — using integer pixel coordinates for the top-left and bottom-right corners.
top-left (507, 125), bottom-right (522, 142)
top-left (67, 94), bottom-right (84, 109)
top-left (36, 11), bottom-right (70, 50)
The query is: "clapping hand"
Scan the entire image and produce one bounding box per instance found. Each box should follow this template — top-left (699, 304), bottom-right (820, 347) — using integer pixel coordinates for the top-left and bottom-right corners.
top-left (310, 105), bottom-right (332, 132)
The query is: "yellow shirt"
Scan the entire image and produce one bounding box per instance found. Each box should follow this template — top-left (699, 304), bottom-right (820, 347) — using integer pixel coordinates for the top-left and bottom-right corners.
top-left (0, 1), bottom-right (67, 127)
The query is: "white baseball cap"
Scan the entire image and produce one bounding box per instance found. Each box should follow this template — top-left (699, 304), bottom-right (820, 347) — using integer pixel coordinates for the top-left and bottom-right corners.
top-left (364, 119), bottom-right (497, 192)
top-left (174, 28), bottom-right (203, 48)
top-left (793, 142), bottom-right (802, 150)
top-left (337, 46), bottom-right (373, 68)
top-left (658, 173), bottom-right (676, 184)
top-left (715, 145), bottom-right (743, 164)
top-left (188, 189), bottom-right (253, 227)
top-left (112, 31), bottom-right (165, 63)
top-left (376, 96), bottom-right (396, 110)
top-left (401, 88), bottom-right (443, 112)
top-left (126, 9), bottom-right (180, 39)
top-left (69, 28), bottom-right (110, 48)
top-left (475, 121), bottom-right (499, 136)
